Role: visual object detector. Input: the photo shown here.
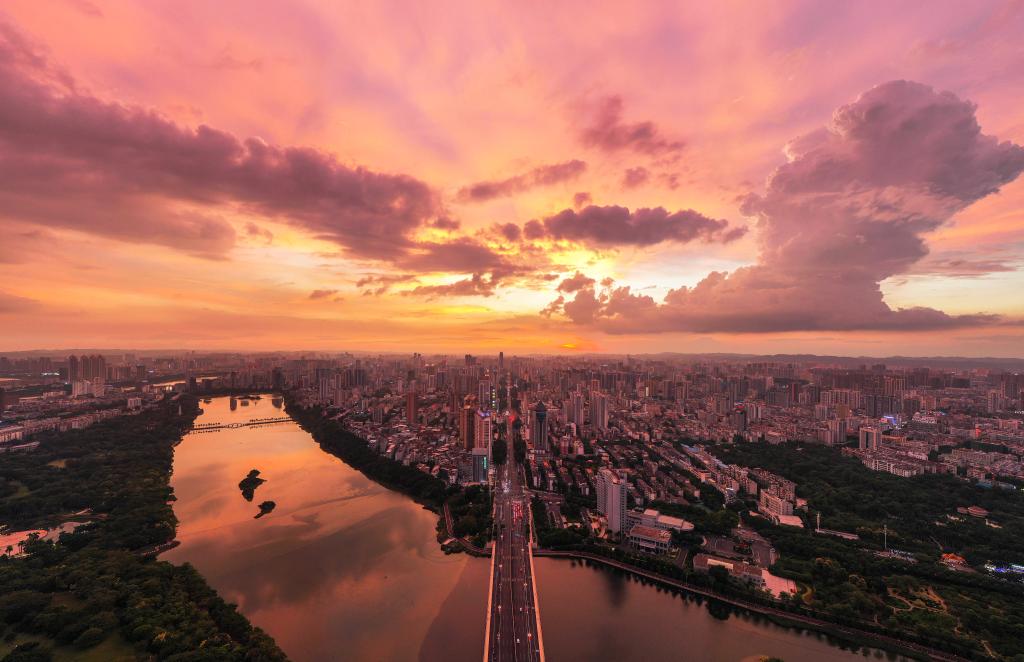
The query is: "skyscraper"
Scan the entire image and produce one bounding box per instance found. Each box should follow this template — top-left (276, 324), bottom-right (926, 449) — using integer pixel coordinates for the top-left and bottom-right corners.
top-left (459, 396), bottom-right (477, 450)
top-left (406, 389), bottom-right (418, 426)
top-left (471, 447), bottom-right (489, 483)
top-left (859, 426), bottom-right (881, 450)
top-left (827, 418), bottom-right (848, 446)
top-left (591, 392), bottom-right (609, 431)
top-left (478, 377), bottom-right (493, 411)
top-left (529, 401), bottom-right (548, 451)
top-left (475, 410), bottom-right (492, 450)
top-left (568, 392), bottom-right (585, 426)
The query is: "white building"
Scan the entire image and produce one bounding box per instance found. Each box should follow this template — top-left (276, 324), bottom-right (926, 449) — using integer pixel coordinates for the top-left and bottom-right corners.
top-left (596, 468), bottom-right (627, 533)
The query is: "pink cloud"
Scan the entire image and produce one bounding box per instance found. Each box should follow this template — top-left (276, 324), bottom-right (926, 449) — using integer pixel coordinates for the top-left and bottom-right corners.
top-left (557, 271), bottom-right (596, 293)
top-left (581, 95), bottom-right (685, 157)
top-left (0, 22), bottom-right (437, 260)
top-left (621, 166), bottom-right (650, 189)
top-left (550, 81), bottom-right (1024, 333)
top-left (0, 290), bottom-right (36, 314)
top-left (402, 273), bottom-right (502, 299)
top-left (456, 160), bottom-right (587, 202)
top-left (529, 204), bottom-right (745, 248)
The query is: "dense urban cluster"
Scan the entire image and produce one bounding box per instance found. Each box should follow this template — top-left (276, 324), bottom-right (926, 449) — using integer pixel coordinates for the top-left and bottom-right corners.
top-left (3, 350), bottom-right (1024, 659)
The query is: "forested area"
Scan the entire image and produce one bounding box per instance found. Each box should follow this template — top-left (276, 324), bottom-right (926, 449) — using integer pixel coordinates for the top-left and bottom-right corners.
top-left (0, 396), bottom-right (286, 661)
top-left (447, 485), bottom-right (492, 547)
top-left (713, 441), bottom-right (1024, 659)
top-left (716, 442), bottom-right (1024, 565)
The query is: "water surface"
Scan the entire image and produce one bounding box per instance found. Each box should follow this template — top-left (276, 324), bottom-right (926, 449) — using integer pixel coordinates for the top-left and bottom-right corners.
top-left (165, 397), bottom-right (894, 661)
top-left (164, 396), bottom-right (484, 661)
top-left (535, 557), bottom-right (899, 662)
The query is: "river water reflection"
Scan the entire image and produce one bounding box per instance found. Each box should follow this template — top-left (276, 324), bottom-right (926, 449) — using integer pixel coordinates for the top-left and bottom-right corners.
top-left (163, 396), bottom-right (485, 661)
top-left (165, 397), bottom-right (893, 661)
top-left (535, 558), bottom-right (894, 662)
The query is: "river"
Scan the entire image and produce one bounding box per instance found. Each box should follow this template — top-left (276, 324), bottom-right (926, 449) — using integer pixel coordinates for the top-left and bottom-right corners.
top-left (164, 397), bottom-right (894, 661)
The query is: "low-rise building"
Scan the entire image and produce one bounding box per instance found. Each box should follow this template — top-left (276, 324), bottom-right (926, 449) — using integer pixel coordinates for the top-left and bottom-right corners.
top-left (627, 525), bottom-right (673, 554)
top-left (0, 425), bottom-right (25, 444)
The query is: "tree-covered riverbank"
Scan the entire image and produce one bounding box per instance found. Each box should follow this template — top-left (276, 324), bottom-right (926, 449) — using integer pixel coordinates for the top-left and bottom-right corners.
top-left (0, 396), bottom-right (286, 661)
top-left (285, 401), bottom-right (492, 547)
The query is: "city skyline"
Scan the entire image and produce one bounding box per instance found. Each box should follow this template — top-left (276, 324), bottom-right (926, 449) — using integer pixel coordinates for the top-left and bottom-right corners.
top-left (1, 2), bottom-right (1023, 356)
top-left (3, 5), bottom-right (1024, 658)
top-left (4, 348), bottom-right (1023, 659)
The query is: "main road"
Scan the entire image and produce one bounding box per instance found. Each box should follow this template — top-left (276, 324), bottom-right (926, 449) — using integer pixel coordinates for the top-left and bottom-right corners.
top-left (484, 447), bottom-right (544, 662)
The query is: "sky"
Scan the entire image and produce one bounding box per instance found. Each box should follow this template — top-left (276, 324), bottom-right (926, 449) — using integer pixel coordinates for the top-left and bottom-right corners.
top-left (0, 0), bottom-right (1023, 356)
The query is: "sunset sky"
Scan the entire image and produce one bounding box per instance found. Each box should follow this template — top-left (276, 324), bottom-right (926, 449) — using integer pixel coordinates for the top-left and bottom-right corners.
top-left (1, 1), bottom-right (1022, 356)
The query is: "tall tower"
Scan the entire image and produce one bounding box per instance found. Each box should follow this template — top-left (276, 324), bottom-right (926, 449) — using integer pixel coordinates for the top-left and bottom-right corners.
top-left (406, 389), bottom-right (418, 427)
top-left (474, 410), bottom-right (492, 450)
top-left (592, 392), bottom-right (609, 431)
top-left (530, 401), bottom-right (549, 451)
top-left (459, 396), bottom-right (477, 450)
top-left (568, 392), bottom-right (585, 426)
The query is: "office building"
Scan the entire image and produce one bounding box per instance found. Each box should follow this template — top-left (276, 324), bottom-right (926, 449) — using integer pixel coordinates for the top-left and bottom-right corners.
top-left (475, 409), bottom-right (492, 450)
top-left (530, 401), bottom-right (549, 451)
top-left (406, 389), bottom-right (418, 426)
top-left (471, 447), bottom-right (489, 483)
top-left (459, 397), bottom-right (476, 450)
top-left (591, 391), bottom-right (609, 431)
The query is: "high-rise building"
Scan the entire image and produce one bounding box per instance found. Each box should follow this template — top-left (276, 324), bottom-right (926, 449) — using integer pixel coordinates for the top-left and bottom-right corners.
top-left (318, 377), bottom-right (333, 404)
top-left (529, 402), bottom-right (548, 451)
top-left (568, 392), bottom-right (585, 426)
top-left (596, 469), bottom-right (627, 533)
top-left (827, 418), bottom-right (848, 446)
top-left (475, 410), bottom-right (492, 449)
top-left (883, 376), bottom-right (907, 397)
top-left (591, 392), bottom-right (609, 431)
top-left (69, 354), bottom-right (107, 383)
top-left (478, 378), bottom-right (494, 411)
top-left (859, 426), bottom-right (881, 450)
top-left (459, 397), bottom-right (477, 450)
top-left (406, 389), bottom-right (418, 426)
top-left (471, 447), bottom-right (489, 483)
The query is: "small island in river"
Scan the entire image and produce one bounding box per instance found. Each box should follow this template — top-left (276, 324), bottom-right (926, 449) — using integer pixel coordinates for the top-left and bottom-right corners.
top-left (238, 469), bottom-right (266, 501)
top-left (255, 501), bottom-right (276, 519)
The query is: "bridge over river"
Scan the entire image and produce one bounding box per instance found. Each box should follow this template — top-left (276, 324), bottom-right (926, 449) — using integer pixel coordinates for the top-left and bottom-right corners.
top-left (485, 450), bottom-right (544, 662)
top-left (187, 417), bottom-right (292, 433)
